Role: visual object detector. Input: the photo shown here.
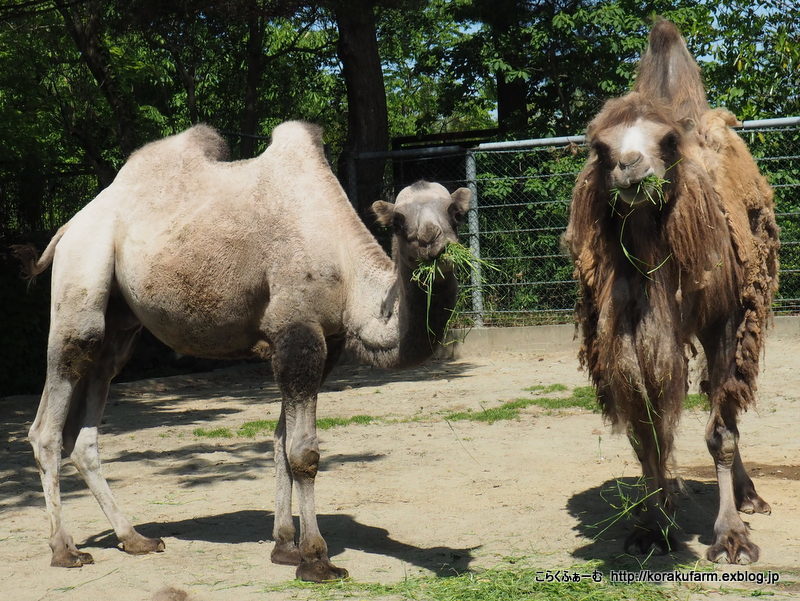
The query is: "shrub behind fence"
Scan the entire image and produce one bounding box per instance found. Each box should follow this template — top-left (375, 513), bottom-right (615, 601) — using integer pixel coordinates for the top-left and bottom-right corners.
top-left (357, 117), bottom-right (800, 326)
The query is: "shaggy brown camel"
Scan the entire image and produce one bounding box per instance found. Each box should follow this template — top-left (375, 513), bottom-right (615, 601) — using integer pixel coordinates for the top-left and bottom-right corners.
top-left (565, 20), bottom-right (779, 564)
top-left (15, 122), bottom-right (470, 581)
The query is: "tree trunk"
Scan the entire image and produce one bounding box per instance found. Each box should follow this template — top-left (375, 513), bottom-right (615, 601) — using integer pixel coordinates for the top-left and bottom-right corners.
top-left (496, 69), bottom-right (529, 134)
top-left (240, 11), bottom-right (266, 158)
top-left (56, 0), bottom-right (140, 157)
top-left (333, 0), bottom-right (389, 220)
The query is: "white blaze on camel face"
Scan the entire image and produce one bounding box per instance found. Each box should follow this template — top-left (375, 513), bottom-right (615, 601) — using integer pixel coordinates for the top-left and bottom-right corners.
top-left (599, 118), bottom-right (674, 205)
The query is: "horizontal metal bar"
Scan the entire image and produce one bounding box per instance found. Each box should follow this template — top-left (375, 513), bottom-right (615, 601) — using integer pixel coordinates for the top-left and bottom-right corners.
top-left (478, 226), bottom-right (565, 235)
top-left (359, 145), bottom-right (465, 160)
top-left (477, 199), bottom-right (570, 210)
top-left (756, 155), bottom-right (800, 161)
top-left (475, 135), bottom-right (586, 151)
top-left (475, 172), bottom-right (581, 182)
top-left (482, 253), bottom-right (570, 261)
top-left (739, 116), bottom-right (800, 129)
top-left (357, 116), bottom-right (800, 161)
top-left (486, 280), bottom-right (577, 287)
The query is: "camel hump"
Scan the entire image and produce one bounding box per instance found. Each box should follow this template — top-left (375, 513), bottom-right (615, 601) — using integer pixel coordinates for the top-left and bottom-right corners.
top-left (267, 121), bottom-right (325, 159)
top-left (181, 124), bottom-right (230, 161)
top-left (124, 124), bottom-right (229, 166)
top-left (634, 18), bottom-right (709, 122)
top-left (647, 18), bottom-right (683, 52)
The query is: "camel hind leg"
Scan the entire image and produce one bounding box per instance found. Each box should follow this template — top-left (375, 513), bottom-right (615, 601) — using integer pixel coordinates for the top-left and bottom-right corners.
top-left (66, 297), bottom-right (165, 556)
top-left (31, 229), bottom-right (161, 567)
top-left (732, 449), bottom-right (771, 515)
top-left (30, 252), bottom-right (112, 567)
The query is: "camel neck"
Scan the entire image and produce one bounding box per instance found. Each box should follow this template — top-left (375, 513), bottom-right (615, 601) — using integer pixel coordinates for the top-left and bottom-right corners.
top-left (343, 235), bottom-right (457, 368)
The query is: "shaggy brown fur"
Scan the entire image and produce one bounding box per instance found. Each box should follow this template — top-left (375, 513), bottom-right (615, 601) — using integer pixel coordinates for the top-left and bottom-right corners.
top-left (565, 19), bottom-right (779, 564)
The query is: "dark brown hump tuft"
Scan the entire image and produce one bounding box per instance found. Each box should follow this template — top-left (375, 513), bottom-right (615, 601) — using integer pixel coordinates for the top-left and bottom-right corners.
top-left (647, 18), bottom-right (683, 53)
top-left (634, 18), bottom-right (709, 122)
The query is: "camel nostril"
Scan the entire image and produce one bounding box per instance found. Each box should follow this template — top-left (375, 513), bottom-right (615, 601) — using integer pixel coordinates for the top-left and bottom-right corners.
top-left (619, 151), bottom-right (643, 170)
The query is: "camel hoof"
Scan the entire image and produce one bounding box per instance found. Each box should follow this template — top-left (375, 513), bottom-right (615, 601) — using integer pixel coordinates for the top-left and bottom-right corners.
top-left (738, 494), bottom-right (771, 515)
top-left (120, 533), bottom-right (165, 555)
top-left (624, 527), bottom-right (674, 556)
top-left (51, 549), bottom-right (94, 568)
top-left (296, 559), bottom-right (349, 582)
top-left (707, 533), bottom-right (759, 565)
top-left (271, 542), bottom-right (302, 566)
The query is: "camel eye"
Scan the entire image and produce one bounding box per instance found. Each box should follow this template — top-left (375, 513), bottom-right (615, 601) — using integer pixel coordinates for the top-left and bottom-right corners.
top-left (660, 132), bottom-right (679, 153)
top-left (392, 213), bottom-right (406, 235)
top-left (448, 203), bottom-right (465, 225)
top-left (592, 141), bottom-right (612, 166)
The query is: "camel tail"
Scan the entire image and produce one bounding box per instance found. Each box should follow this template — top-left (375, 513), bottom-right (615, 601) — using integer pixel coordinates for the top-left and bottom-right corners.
top-left (11, 223), bottom-right (70, 280)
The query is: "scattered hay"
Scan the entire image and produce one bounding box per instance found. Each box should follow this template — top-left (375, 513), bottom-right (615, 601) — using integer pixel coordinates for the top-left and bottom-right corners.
top-left (411, 241), bottom-right (499, 337)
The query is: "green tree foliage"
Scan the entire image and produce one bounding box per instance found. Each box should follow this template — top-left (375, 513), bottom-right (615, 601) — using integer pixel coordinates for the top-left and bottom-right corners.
top-left (0, 0), bottom-right (796, 392)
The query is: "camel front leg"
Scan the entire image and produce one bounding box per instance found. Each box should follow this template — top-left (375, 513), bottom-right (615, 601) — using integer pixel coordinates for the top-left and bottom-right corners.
top-left (270, 408), bottom-right (301, 566)
top-left (701, 318), bottom-right (762, 564)
top-left (288, 396), bottom-right (347, 581)
top-left (271, 323), bottom-right (347, 582)
top-left (705, 405), bottom-right (760, 563)
top-left (624, 395), bottom-right (679, 556)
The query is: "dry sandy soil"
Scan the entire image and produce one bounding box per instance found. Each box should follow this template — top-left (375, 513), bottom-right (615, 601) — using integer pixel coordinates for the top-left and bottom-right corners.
top-left (1, 331), bottom-right (799, 601)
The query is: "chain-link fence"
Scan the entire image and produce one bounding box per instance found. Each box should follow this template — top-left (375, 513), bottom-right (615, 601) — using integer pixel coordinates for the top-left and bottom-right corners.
top-left (357, 117), bottom-right (800, 327)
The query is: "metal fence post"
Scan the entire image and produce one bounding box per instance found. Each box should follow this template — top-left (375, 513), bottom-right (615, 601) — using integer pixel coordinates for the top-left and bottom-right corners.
top-left (465, 150), bottom-right (485, 326)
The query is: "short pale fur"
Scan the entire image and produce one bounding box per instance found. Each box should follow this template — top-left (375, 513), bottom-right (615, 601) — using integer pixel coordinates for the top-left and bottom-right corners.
top-left (16, 121), bottom-right (470, 581)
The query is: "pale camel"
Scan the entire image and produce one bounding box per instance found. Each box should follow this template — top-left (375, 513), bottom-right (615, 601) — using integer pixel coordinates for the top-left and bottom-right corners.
top-left (565, 21), bottom-right (779, 563)
top-left (14, 121), bottom-right (470, 581)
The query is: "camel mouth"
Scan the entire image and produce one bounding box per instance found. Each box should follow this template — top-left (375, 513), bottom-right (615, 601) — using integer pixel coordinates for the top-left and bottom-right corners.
top-left (612, 174), bottom-right (668, 209)
top-left (614, 185), bottom-right (643, 205)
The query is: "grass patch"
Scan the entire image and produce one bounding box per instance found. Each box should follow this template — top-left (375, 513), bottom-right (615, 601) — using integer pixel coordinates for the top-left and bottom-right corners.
top-left (261, 562), bottom-right (677, 601)
top-left (523, 383), bottom-right (568, 394)
top-left (192, 427), bottom-right (233, 438)
top-left (317, 414), bottom-right (375, 429)
top-left (446, 385), bottom-right (599, 424)
top-left (684, 393), bottom-right (709, 410)
top-left (237, 420), bottom-right (277, 437)
top-left (527, 386), bottom-right (597, 411)
top-left (196, 415), bottom-right (380, 439)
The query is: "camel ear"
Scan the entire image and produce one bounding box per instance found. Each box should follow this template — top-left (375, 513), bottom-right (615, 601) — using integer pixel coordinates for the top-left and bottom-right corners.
top-left (679, 117), bottom-right (696, 133)
top-left (371, 200), bottom-right (395, 227)
top-left (450, 187), bottom-right (471, 215)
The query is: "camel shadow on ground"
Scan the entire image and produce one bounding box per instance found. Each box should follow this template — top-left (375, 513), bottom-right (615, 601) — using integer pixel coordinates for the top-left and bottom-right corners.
top-left (567, 476), bottom-right (727, 570)
top-left (83, 509), bottom-right (477, 577)
top-left (0, 357), bottom-right (471, 510)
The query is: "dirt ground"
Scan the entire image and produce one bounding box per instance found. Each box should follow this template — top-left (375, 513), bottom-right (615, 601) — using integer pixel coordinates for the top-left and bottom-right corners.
top-left (1, 334), bottom-right (799, 601)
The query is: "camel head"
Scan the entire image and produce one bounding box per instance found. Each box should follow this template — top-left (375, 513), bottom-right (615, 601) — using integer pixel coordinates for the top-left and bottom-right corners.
top-left (585, 19), bottom-right (709, 207)
top-left (587, 96), bottom-right (686, 206)
top-left (372, 181), bottom-right (471, 265)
